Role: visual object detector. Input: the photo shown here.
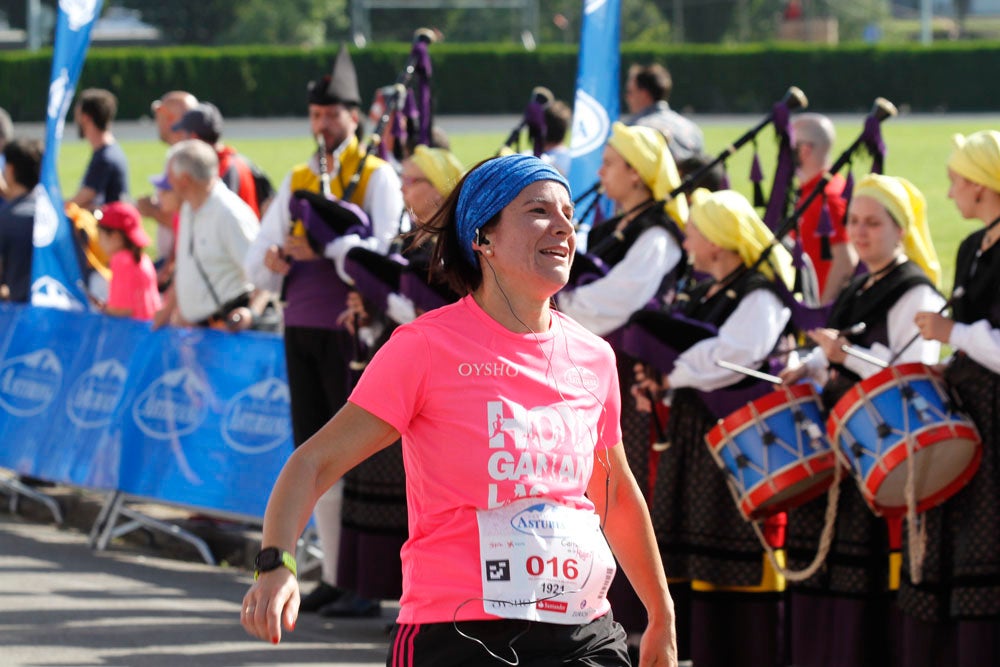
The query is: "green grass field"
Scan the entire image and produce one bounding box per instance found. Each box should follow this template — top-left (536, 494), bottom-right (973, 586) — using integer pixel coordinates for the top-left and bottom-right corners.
top-left (53, 115), bottom-right (1000, 294)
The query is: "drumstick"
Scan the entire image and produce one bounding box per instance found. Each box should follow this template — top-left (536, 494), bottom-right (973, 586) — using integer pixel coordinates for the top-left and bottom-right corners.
top-left (886, 286), bottom-right (965, 366)
top-left (840, 344), bottom-right (889, 369)
top-left (716, 359), bottom-right (783, 384)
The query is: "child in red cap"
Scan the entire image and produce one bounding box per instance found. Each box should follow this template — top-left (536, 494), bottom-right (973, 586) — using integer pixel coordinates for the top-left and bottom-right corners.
top-left (96, 201), bottom-right (162, 320)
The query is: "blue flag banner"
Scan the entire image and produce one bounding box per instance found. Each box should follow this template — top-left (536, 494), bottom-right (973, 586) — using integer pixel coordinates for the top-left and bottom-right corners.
top-left (567, 0), bottom-right (620, 241)
top-left (32, 0), bottom-right (105, 311)
top-left (0, 303), bottom-right (294, 519)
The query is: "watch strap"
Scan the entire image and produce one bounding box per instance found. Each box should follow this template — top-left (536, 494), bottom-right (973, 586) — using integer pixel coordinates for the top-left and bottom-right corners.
top-left (253, 548), bottom-right (297, 581)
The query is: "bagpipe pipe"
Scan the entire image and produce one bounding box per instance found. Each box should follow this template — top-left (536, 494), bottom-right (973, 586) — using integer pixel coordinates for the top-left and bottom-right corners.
top-left (337, 29), bottom-right (459, 329)
top-left (568, 85), bottom-right (809, 289)
top-left (498, 86), bottom-right (556, 158)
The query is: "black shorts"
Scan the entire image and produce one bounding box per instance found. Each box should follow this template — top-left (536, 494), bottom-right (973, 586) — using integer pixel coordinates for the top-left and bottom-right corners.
top-left (386, 611), bottom-right (629, 667)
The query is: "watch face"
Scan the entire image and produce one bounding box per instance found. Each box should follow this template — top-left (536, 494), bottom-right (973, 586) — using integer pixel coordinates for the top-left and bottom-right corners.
top-left (255, 547), bottom-right (281, 571)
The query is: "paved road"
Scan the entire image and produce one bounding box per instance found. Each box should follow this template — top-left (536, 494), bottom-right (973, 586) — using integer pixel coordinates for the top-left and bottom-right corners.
top-left (0, 513), bottom-right (392, 667)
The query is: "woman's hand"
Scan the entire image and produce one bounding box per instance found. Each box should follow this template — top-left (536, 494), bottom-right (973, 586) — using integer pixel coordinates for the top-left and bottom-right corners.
top-left (914, 311), bottom-right (954, 344)
top-left (283, 235), bottom-right (318, 262)
top-left (631, 363), bottom-right (666, 413)
top-left (638, 616), bottom-right (679, 667)
top-left (807, 328), bottom-right (848, 365)
top-left (779, 363), bottom-right (808, 385)
top-left (241, 569), bottom-right (299, 645)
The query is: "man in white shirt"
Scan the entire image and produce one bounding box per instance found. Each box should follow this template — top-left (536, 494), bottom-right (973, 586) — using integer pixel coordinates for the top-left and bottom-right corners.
top-left (153, 139), bottom-right (258, 330)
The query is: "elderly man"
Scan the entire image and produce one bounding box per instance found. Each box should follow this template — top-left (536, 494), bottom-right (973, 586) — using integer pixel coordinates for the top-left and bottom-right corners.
top-left (791, 112), bottom-right (858, 304)
top-left (152, 140), bottom-right (259, 330)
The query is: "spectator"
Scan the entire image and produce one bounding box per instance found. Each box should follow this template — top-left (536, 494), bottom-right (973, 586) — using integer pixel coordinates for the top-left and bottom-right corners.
top-left (792, 112), bottom-right (858, 304)
top-left (68, 88), bottom-right (128, 211)
top-left (172, 102), bottom-right (274, 219)
top-left (0, 105), bottom-right (13, 201)
top-left (244, 43), bottom-right (404, 618)
top-left (138, 90), bottom-right (198, 261)
top-left (624, 63), bottom-right (705, 163)
top-left (541, 99), bottom-right (572, 176)
top-left (153, 140), bottom-right (258, 330)
top-left (95, 201), bottom-right (161, 320)
top-left (0, 138), bottom-right (43, 303)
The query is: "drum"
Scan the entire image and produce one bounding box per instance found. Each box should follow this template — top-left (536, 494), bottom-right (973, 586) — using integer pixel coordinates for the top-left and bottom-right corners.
top-left (827, 362), bottom-right (982, 517)
top-left (706, 383), bottom-right (840, 522)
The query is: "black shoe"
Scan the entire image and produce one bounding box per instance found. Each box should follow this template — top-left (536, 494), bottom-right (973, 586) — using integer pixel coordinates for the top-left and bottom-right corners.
top-left (318, 591), bottom-right (381, 618)
top-left (299, 582), bottom-right (347, 613)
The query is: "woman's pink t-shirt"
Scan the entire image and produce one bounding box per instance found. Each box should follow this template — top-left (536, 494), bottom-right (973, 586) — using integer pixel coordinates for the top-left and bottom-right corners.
top-left (107, 250), bottom-right (161, 320)
top-left (349, 295), bottom-right (623, 624)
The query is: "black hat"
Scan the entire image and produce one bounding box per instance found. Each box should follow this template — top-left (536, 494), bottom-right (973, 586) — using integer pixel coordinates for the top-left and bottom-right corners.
top-left (307, 44), bottom-right (361, 107)
top-left (172, 102), bottom-right (223, 143)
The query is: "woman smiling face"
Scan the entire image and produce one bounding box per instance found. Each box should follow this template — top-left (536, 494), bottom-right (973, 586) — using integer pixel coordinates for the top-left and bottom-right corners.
top-left (479, 179), bottom-right (576, 300)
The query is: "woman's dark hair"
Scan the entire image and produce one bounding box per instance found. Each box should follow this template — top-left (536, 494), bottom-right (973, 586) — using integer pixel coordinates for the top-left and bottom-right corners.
top-left (406, 158), bottom-right (499, 296)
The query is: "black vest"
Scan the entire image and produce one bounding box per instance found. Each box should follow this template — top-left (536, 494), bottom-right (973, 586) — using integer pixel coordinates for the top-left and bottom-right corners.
top-left (952, 228), bottom-right (1000, 328)
top-left (822, 260), bottom-right (935, 407)
top-left (574, 204), bottom-right (687, 303)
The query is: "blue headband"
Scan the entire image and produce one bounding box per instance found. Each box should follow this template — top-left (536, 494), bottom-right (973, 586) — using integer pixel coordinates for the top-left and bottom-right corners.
top-left (455, 154), bottom-right (571, 266)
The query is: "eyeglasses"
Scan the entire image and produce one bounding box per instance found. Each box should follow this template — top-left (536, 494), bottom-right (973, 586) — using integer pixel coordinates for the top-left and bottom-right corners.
top-left (401, 175), bottom-right (430, 187)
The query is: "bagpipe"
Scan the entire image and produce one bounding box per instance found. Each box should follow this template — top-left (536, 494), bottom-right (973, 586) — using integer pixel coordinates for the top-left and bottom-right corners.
top-left (567, 85), bottom-right (809, 290)
top-left (498, 86), bottom-right (555, 158)
top-left (339, 29), bottom-right (458, 331)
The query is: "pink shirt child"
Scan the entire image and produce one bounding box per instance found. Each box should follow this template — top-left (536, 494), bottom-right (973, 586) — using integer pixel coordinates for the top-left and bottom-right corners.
top-left (349, 295), bottom-right (623, 625)
top-left (107, 249), bottom-right (161, 320)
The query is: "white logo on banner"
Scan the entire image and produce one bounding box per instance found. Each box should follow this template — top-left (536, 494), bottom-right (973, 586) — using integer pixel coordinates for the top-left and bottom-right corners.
top-left (221, 378), bottom-right (291, 454)
top-left (0, 349), bottom-right (63, 417)
top-left (47, 68), bottom-right (70, 121)
top-left (31, 276), bottom-right (86, 311)
top-left (33, 185), bottom-right (58, 247)
top-left (60, 0), bottom-right (100, 31)
top-left (569, 91), bottom-right (610, 159)
top-left (67, 359), bottom-right (127, 428)
top-left (133, 369), bottom-right (209, 439)
top-left (584, 0), bottom-right (607, 15)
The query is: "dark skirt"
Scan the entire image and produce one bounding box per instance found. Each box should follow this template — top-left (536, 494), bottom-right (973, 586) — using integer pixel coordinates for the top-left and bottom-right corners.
top-left (897, 354), bottom-right (1000, 623)
top-left (788, 591), bottom-right (899, 667)
top-left (338, 440), bottom-right (408, 600)
top-left (604, 352), bottom-right (651, 635)
top-left (652, 388), bottom-right (769, 585)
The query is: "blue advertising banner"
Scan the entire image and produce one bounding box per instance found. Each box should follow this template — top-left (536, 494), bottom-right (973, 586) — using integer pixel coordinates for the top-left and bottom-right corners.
top-left (31, 0), bottom-right (104, 311)
top-left (567, 0), bottom-right (621, 240)
top-left (0, 304), bottom-right (294, 519)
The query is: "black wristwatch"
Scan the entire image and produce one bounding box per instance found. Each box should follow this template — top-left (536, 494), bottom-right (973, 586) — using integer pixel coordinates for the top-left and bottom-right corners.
top-left (253, 547), bottom-right (297, 581)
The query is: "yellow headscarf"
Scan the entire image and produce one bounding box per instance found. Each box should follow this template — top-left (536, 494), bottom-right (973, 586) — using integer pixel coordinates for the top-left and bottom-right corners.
top-left (410, 146), bottom-right (465, 197)
top-left (851, 173), bottom-right (941, 289)
top-left (688, 189), bottom-right (795, 290)
top-left (947, 130), bottom-right (1000, 194)
top-left (607, 121), bottom-right (688, 227)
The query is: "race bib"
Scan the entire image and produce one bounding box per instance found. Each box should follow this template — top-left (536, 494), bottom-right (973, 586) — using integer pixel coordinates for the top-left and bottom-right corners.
top-left (476, 498), bottom-right (616, 625)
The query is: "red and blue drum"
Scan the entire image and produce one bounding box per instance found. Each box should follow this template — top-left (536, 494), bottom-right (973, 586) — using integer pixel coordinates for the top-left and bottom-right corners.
top-left (706, 383), bottom-right (840, 522)
top-left (827, 362), bottom-right (982, 517)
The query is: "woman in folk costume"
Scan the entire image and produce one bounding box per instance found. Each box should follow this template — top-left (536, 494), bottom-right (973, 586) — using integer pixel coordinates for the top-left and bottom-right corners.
top-left (555, 122), bottom-right (687, 652)
top-left (780, 174), bottom-right (944, 667)
top-left (332, 147), bottom-right (467, 617)
top-left (635, 189), bottom-right (794, 667)
top-left (902, 130), bottom-right (1000, 667)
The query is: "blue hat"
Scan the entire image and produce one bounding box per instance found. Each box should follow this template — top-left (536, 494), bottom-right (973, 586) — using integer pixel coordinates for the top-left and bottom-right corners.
top-left (455, 154), bottom-right (570, 266)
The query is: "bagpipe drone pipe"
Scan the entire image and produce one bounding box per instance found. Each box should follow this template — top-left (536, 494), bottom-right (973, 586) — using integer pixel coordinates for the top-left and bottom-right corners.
top-left (567, 85), bottom-right (809, 290)
top-left (498, 86), bottom-right (556, 158)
